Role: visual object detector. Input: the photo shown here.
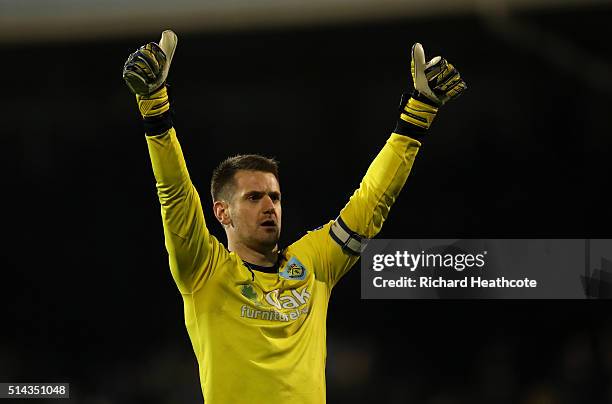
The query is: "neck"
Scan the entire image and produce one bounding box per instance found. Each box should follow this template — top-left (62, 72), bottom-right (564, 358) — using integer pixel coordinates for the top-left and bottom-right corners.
top-left (229, 240), bottom-right (278, 267)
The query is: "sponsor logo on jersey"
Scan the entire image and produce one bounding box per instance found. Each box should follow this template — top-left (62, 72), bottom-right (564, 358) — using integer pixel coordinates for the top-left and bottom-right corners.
top-left (264, 287), bottom-right (310, 309)
top-left (240, 286), bottom-right (311, 322)
top-left (240, 284), bottom-right (262, 306)
top-left (279, 257), bottom-right (307, 280)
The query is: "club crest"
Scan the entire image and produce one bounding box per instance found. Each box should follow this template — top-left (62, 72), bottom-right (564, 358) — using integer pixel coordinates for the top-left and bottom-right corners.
top-left (280, 257), bottom-right (307, 281)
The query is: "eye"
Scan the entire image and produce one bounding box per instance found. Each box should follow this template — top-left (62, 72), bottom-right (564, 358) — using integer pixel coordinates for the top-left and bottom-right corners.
top-left (246, 192), bottom-right (263, 201)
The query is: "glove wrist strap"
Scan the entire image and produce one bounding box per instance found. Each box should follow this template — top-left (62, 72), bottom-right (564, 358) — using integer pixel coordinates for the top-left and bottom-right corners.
top-left (136, 85), bottom-right (170, 118)
top-left (394, 93), bottom-right (438, 138)
top-left (137, 85), bottom-right (174, 136)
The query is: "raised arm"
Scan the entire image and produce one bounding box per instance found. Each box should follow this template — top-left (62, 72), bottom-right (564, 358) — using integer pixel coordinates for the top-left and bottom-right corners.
top-left (123, 31), bottom-right (224, 294)
top-left (307, 43), bottom-right (467, 286)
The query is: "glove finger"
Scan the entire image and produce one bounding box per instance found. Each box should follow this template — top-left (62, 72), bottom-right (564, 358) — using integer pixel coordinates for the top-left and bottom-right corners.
top-left (411, 43), bottom-right (442, 104)
top-left (123, 74), bottom-right (149, 95)
top-left (433, 67), bottom-right (461, 93)
top-left (437, 77), bottom-right (462, 98)
top-left (425, 58), bottom-right (448, 82)
top-left (436, 62), bottom-right (456, 83)
top-left (425, 56), bottom-right (442, 70)
top-left (138, 49), bottom-right (160, 76)
top-left (139, 43), bottom-right (165, 76)
top-left (411, 43), bottom-right (427, 84)
top-left (123, 53), bottom-right (157, 94)
top-left (147, 43), bottom-right (167, 68)
top-left (445, 80), bottom-right (467, 100)
top-left (124, 50), bottom-right (153, 76)
top-left (129, 55), bottom-right (157, 82)
top-left (429, 62), bottom-right (459, 99)
top-left (123, 52), bottom-right (144, 79)
top-left (123, 60), bottom-right (154, 95)
top-left (158, 30), bottom-right (177, 68)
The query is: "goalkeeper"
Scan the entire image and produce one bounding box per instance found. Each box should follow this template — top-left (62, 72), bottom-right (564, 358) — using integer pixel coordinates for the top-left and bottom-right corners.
top-left (123, 30), bottom-right (466, 404)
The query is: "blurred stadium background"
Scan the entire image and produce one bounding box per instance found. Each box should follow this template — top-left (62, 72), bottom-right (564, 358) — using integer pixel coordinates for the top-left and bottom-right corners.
top-left (1, 0), bottom-right (612, 402)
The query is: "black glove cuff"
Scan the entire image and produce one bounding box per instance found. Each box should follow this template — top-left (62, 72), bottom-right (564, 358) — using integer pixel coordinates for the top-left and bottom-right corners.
top-left (143, 110), bottom-right (173, 136)
top-left (142, 83), bottom-right (174, 136)
top-left (393, 92), bottom-right (427, 141)
top-left (393, 118), bottom-right (427, 141)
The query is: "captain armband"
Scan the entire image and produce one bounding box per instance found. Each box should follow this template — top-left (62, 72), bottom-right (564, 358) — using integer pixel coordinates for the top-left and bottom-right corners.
top-left (329, 216), bottom-right (366, 256)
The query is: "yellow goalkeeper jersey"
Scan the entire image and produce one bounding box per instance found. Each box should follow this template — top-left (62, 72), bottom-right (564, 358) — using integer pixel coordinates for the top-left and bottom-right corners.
top-left (145, 128), bottom-right (420, 404)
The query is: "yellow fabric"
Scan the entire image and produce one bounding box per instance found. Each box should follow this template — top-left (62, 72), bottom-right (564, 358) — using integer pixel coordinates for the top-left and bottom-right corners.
top-left (145, 128), bottom-right (421, 403)
top-left (136, 85), bottom-right (169, 117)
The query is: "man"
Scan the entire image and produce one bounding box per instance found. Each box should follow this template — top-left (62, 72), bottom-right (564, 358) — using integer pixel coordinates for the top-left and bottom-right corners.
top-left (123, 30), bottom-right (466, 403)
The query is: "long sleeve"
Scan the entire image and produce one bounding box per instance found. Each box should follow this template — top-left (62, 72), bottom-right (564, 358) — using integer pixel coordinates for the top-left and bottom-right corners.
top-left (146, 128), bottom-right (228, 294)
top-left (339, 133), bottom-right (421, 237)
top-left (293, 133), bottom-right (421, 287)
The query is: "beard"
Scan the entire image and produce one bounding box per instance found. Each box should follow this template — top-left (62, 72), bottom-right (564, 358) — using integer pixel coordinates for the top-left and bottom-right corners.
top-left (255, 226), bottom-right (280, 250)
top-left (235, 223), bottom-right (280, 253)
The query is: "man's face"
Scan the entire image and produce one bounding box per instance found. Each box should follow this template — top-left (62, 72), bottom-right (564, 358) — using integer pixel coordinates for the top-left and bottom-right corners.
top-left (227, 170), bottom-right (282, 251)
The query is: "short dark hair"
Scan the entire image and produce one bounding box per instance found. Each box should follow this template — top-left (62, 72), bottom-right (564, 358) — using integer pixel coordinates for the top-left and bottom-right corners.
top-left (210, 154), bottom-right (279, 202)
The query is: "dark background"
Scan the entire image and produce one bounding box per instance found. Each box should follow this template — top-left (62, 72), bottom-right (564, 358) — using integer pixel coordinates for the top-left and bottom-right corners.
top-left (2, 3), bottom-right (612, 403)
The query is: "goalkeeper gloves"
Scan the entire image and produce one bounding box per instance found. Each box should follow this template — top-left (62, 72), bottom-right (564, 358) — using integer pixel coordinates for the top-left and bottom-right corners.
top-left (395, 43), bottom-right (467, 135)
top-left (122, 30), bottom-right (178, 119)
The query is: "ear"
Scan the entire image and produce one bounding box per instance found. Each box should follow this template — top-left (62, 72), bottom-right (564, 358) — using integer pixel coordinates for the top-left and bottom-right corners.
top-left (213, 200), bottom-right (232, 226)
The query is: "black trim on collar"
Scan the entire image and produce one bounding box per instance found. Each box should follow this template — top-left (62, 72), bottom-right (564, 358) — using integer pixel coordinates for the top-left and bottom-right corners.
top-left (242, 261), bottom-right (278, 274)
top-left (242, 249), bottom-right (286, 275)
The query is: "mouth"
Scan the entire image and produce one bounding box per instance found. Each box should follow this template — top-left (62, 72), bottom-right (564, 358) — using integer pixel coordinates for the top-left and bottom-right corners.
top-left (260, 219), bottom-right (277, 228)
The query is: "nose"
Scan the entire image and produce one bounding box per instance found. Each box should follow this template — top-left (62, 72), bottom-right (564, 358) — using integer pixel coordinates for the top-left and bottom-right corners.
top-left (262, 195), bottom-right (276, 214)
